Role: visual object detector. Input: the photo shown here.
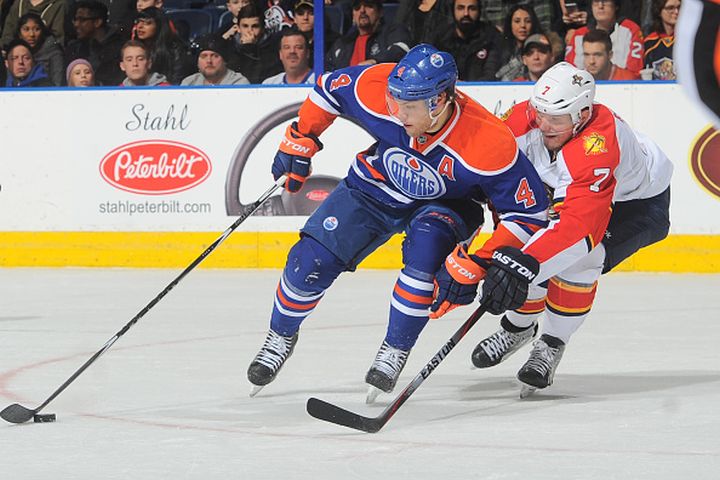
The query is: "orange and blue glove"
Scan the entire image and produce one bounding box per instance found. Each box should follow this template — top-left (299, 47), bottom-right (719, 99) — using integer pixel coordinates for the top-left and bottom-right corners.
top-left (429, 244), bottom-right (489, 319)
top-left (272, 121), bottom-right (323, 193)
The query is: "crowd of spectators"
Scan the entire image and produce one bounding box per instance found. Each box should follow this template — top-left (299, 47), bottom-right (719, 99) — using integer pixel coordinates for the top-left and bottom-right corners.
top-left (0, 0), bottom-right (681, 87)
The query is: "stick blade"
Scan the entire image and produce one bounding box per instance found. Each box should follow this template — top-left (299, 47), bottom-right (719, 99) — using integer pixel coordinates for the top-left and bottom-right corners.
top-left (306, 397), bottom-right (383, 433)
top-left (1, 403), bottom-right (36, 424)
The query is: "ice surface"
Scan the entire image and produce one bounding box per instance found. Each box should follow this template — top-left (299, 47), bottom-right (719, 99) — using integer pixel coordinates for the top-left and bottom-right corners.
top-left (1, 269), bottom-right (719, 479)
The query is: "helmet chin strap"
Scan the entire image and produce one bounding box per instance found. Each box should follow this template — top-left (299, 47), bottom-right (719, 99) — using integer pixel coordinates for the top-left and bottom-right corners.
top-left (427, 99), bottom-right (451, 132)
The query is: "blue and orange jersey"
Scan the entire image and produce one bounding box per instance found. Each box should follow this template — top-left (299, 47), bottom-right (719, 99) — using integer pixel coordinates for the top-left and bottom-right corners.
top-left (295, 63), bottom-right (549, 249)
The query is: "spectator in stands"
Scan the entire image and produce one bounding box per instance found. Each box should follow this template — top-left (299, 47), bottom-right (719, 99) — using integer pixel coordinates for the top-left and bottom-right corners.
top-left (558, 0), bottom-right (590, 43)
top-left (642, 0), bottom-right (679, 80)
top-left (119, 39), bottom-right (170, 85)
top-left (225, 3), bottom-right (282, 83)
top-left (4, 39), bottom-right (53, 87)
top-left (181, 33), bottom-right (250, 85)
top-left (292, 0), bottom-right (339, 64)
top-left (65, 1), bottom-right (128, 86)
top-left (496, 5), bottom-right (542, 81)
top-left (1, 0), bottom-right (66, 47)
top-left (583, 28), bottom-right (639, 79)
top-left (393, 0), bottom-right (453, 46)
top-left (133, 7), bottom-right (193, 84)
top-left (14, 13), bottom-right (63, 86)
top-left (66, 58), bottom-right (96, 86)
top-left (479, 1), bottom-right (559, 33)
top-left (262, 27), bottom-right (314, 83)
top-left (219, 0), bottom-right (250, 37)
top-left (433, 0), bottom-right (502, 81)
top-left (565, 0), bottom-right (644, 76)
top-left (514, 32), bottom-right (556, 81)
top-left (325, 0), bottom-right (411, 70)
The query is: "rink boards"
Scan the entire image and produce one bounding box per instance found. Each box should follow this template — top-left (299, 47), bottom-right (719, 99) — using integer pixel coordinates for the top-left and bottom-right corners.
top-left (0, 83), bottom-right (718, 272)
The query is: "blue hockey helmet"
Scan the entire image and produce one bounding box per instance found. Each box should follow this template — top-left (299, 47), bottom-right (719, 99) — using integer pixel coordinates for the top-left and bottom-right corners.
top-left (387, 44), bottom-right (458, 101)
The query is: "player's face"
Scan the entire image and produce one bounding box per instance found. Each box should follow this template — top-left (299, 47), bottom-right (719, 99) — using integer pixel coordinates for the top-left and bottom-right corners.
top-left (68, 64), bottom-right (94, 86)
top-left (19, 19), bottom-right (43, 48)
top-left (510, 9), bottom-right (532, 43)
top-left (386, 93), bottom-right (445, 137)
top-left (530, 107), bottom-right (575, 150)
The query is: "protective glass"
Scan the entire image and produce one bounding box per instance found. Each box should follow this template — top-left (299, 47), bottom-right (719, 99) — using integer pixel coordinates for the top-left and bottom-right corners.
top-left (385, 91), bottom-right (433, 122)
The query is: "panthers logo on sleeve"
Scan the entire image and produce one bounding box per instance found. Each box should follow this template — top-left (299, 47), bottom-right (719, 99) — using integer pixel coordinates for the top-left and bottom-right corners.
top-left (583, 133), bottom-right (608, 156)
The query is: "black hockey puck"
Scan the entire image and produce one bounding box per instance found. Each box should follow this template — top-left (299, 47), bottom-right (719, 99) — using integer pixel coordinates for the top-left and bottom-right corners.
top-left (33, 413), bottom-right (56, 423)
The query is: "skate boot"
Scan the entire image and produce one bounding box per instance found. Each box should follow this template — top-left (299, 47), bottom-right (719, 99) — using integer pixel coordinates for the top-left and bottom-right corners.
top-left (247, 329), bottom-right (299, 397)
top-left (365, 341), bottom-right (410, 404)
top-left (471, 316), bottom-right (537, 368)
top-left (517, 334), bottom-right (565, 398)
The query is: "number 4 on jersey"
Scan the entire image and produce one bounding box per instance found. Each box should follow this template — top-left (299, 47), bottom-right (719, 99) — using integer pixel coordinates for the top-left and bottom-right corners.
top-left (515, 177), bottom-right (537, 208)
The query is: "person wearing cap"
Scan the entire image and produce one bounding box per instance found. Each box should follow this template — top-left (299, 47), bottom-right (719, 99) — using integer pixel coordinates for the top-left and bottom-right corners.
top-left (292, 0), bottom-right (339, 65)
top-left (66, 58), bottom-right (96, 86)
top-left (325, 0), bottom-right (411, 71)
top-left (262, 28), bottom-right (315, 84)
top-left (582, 28), bottom-right (639, 80)
top-left (181, 34), bottom-right (249, 86)
top-left (432, 0), bottom-right (503, 81)
top-left (514, 32), bottom-right (556, 81)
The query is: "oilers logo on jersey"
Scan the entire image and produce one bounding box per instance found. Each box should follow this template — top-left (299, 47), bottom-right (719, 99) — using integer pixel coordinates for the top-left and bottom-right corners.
top-left (383, 148), bottom-right (446, 199)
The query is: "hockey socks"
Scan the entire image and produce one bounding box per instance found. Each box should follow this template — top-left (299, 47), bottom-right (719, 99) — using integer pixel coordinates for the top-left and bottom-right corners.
top-left (385, 268), bottom-right (434, 351)
top-left (270, 274), bottom-right (325, 336)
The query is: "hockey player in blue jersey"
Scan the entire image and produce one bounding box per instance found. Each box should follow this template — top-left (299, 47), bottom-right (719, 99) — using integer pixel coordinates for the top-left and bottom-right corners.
top-left (246, 44), bottom-right (549, 400)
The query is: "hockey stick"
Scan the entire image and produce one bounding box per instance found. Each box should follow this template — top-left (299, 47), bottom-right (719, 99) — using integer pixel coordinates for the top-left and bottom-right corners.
top-left (1, 177), bottom-right (286, 424)
top-left (306, 305), bottom-right (488, 433)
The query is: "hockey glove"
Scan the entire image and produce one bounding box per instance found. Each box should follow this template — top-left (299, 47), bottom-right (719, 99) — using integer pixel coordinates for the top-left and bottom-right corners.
top-left (272, 121), bottom-right (323, 193)
top-left (430, 244), bottom-right (489, 319)
top-left (481, 246), bottom-right (540, 315)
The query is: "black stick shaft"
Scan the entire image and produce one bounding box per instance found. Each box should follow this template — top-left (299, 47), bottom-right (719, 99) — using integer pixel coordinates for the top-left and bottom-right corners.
top-left (307, 305), bottom-right (487, 432)
top-left (27, 179), bottom-right (284, 415)
top-left (375, 304), bottom-right (487, 428)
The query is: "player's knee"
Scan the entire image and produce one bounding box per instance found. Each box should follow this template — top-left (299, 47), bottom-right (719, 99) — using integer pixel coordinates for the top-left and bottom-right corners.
top-left (403, 215), bottom-right (459, 273)
top-left (284, 236), bottom-right (346, 294)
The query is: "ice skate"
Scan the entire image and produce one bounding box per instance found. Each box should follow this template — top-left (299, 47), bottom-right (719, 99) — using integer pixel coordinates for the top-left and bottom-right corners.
top-left (247, 329), bottom-right (299, 397)
top-left (517, 334), bottom-right (565, 398)
top-left (365, 341), bottom-right (410, 404)
top-left (471, 317), bottom-right (537, 368)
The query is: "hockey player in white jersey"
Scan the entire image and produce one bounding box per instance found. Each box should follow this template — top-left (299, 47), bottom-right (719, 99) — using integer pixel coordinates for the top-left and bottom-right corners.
top-left (431, 62), bottom-right (673, 396)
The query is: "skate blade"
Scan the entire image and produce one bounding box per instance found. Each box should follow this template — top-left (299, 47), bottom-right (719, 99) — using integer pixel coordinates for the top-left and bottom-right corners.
top-left (249, 384), bottom-right (265, 398)
top-left (519, 384), bottom-right (537, 399)
top-left (365, 386), bottom-right (383, 404)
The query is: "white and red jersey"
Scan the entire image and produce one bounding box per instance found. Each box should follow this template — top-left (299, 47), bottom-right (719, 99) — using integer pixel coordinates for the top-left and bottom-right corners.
top-left (565, 19), bottom-right (644, 75)
top-left (503, 100), bottom-right (673, 280)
